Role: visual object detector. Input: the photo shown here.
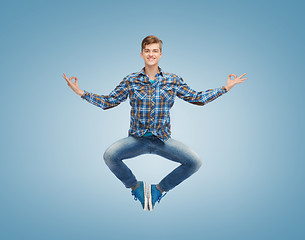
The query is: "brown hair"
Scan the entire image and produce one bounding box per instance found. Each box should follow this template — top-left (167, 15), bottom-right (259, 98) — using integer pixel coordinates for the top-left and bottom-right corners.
top-left (141, 35), bottom-right (163, 52)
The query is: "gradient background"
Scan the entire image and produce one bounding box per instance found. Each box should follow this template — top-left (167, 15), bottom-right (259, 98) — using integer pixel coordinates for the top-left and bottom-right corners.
top-left (1, 0), bottom-right (304, 239)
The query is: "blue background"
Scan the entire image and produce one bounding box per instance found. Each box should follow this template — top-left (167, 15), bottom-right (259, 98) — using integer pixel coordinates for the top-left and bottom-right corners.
top-left (1, 0), bottom-right (304, 239)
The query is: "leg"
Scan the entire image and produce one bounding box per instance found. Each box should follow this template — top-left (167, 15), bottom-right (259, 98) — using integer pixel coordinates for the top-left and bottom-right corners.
top-left (103, 135), bottom-right (150, 188)
top-left (151, 137), bottom-right (202, 192)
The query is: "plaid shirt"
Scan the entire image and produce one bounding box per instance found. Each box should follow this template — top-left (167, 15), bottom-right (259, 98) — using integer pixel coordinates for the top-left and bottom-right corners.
top-left (81, 66), bottom-right (227, 142)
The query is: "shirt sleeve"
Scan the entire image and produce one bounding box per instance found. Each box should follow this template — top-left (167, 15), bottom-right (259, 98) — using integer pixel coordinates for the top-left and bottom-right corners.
top-left (80, 77), bottom-right (129, 110)
top-left (176, 77), bottom-right (227, 106)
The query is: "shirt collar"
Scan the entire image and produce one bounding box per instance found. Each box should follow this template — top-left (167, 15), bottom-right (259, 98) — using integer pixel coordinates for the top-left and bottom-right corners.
top-left (138, 66), bottom-right (163, 77)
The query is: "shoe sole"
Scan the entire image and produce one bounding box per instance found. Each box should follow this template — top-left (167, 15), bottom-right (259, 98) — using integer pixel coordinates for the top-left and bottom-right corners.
top-left (147, 184), bottom-right (153, 211)
top-left (143, 181), bottom-right (148, 211)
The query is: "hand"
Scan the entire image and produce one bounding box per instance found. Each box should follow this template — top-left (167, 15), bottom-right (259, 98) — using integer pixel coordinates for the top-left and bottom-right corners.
top-left (63, 73), bottom-right (84, 96)
top-left (225, 73), bottom-right (247, 91)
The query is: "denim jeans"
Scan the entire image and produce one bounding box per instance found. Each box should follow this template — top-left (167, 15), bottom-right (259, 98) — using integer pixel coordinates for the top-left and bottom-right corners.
top-left (103, 134), bottom-right (202, 192)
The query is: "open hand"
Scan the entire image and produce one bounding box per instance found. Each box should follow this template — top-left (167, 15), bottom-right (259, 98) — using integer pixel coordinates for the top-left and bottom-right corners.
top-left (225, 73), bottom-right (247, 91)
top-left (63, 73), bottom-right (84, 96)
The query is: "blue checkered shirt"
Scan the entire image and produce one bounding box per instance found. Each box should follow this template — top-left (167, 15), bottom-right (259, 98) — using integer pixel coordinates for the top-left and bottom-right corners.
top-left (81, 66), bottom-right (227, 142)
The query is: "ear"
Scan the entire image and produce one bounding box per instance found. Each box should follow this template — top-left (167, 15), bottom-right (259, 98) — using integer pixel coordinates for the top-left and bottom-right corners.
top-left (140, 51), bottom-right (143, 58)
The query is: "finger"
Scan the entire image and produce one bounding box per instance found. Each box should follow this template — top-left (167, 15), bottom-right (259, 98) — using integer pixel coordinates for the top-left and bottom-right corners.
top-left (63, 74), bottom-right (71, 83)
top-left (229, 74), bottom-right (237, 80)
top-left (240, 73), bottom-right (247, 77)
top-left (63, 73), bottom-right (68, 78)
top-left (63, 76), bottom-right (70, 83)
top-left (63, 73), bottom-right (68, 80)
top-left (69, 77), bottom-right (77, 83)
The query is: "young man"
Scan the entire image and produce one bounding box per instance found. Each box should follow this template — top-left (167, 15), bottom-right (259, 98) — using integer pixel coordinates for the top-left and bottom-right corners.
top-left (63, 35), bottom-right (247, 211)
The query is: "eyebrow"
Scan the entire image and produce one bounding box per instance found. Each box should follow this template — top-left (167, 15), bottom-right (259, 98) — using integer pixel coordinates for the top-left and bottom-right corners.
top-left (144, 49), bottom-right (159, 51)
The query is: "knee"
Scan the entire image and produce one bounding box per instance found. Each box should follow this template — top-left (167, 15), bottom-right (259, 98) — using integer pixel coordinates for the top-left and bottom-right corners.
top-left (103, 146), bottom-right (116, 166)
top-left (194, 158), bottom-right (202, 171)
top-left (188, 156), bottom-right (202, 172)
top-left (103, 138), bottom-right (130, 166)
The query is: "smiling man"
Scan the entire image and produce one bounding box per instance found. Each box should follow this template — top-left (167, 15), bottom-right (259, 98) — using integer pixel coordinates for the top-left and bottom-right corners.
top-left (63, 35), bottom-right (247, 211)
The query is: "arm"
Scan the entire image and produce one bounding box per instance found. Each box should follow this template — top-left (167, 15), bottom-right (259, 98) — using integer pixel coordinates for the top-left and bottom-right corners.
top-left (176, 73), bottom-right (247, 105)
top-left (81, 78), bottom-right (128, 110)
top-left (176, 77), bottom-right (228, 106)
top-left (63, 73), bottom-right (128, 110)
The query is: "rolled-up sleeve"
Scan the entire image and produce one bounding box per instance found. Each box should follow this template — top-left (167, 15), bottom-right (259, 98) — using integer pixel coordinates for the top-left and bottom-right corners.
top-left (176, 77), bottom-right (227, 106)
top-left (81, 78), bottom-right (129, 110)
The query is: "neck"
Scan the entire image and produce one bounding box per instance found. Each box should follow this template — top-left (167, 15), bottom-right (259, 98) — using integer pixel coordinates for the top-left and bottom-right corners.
top-left (144, 64), bottom-right (159, 79)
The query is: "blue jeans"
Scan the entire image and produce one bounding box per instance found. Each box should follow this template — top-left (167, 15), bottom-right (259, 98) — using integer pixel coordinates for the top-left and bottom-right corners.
top-left (103, 134), bottom-right (202, 192)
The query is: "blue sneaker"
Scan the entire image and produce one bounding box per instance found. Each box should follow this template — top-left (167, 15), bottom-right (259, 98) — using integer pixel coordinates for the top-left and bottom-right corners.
top-left (147, 184), bottom-right (167, 211)
top-left (131, 181), bottom-right (147, 210)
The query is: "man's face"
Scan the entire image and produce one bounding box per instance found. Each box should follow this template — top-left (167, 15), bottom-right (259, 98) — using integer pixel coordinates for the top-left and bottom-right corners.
top-left (140, 43), bottom-right (162, 67)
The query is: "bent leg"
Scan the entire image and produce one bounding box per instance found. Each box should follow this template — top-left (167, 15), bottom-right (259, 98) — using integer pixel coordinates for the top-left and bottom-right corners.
top-left (103, 135), bottom-right (150, 188)
top-left (152, 137), bottom-right (202, 192)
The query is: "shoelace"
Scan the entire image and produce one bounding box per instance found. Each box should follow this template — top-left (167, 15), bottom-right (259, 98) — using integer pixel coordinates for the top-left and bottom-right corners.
top-left (157, 192), bottom-right (167, 203)
top-left (131, 192), bottom-right (138, 201)
top-left (132, 189), bottom-right (167, 203)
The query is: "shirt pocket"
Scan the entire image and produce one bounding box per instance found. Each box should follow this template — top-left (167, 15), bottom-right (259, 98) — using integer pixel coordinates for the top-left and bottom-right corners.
top-left (130, 85), bottom-right (147, 100)
top-left (160, 85), bottom-right (174, 102)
